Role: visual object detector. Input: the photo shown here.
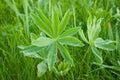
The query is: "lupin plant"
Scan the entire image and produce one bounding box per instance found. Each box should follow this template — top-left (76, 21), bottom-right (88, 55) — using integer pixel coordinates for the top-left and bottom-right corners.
top-left (19, 6), bottom-right (84, 76)
top-left (79, 13), bottom-right (116, 65)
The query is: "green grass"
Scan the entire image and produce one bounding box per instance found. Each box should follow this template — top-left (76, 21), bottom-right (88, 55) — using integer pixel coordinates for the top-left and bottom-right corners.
top-left (0, 0), bottom-right (120, 80)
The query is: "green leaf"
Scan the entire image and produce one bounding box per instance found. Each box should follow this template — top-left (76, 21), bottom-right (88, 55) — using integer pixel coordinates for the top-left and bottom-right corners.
top-left (79, 28), bottom-right (88, 43)
top-left (60, 27), bottom-right (80, 37)
top-left (87, 13), bottom-right (92, 31)
top-left (87, 14), bottom-right (93, 41)
top-left (91, 46), bottom-right (103, 64)
top-left (58, 61), bottom-right (70, 71)
top-left (54, 61), bottom-right (70, 76)
top-left (31, 13), bottom-right (52, 37)
top-left (52, 7), bottom-right (60, 37)
top-left (36, 8), bottom-right (51, 29)
top-left (57, 4), bottom-right (63, 18)
top-left (58, 44), bottom-right (74, 66)
top-left (32, 37), bottom-right (54, 47)
top-left (94, 38), bottom-right (116, 51)
top-left (30, 33), bottom-right (38, 41)
top-left (40, 32), bottom-right (46, 37)
top-left (92, 18), bottom-right (102, 40)
top-left (58, 9), bottom-right (70, 34)
top-left (19, 45), bottom-right (43, 58)
top-left (87, 14), bottom-right (102, 41)
top-left (37, 61), bottom-right (47, 77)
top-left (47, 42), bottom-right (57, 70)
top-left (59, 36), bottom-right (84, 47)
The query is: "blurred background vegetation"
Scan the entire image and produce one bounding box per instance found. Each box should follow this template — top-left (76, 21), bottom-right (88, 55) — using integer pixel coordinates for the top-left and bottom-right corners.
top-left (0, 0), bottom-right (120, 80)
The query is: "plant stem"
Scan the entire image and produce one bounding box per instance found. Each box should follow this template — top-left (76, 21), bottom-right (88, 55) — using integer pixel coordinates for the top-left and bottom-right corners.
top-left (81, 46), bottom-right (91, 65)
top-left (61, 76), bottom-right (64, 80)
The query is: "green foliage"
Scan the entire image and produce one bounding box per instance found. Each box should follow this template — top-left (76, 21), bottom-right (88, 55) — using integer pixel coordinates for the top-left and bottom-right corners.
top-left (32, 37), bottom-right (54, 47)
top-left (58, 43), bottom-right (74, 66)
top-left (37, 60), bottom-right (47, 77)
top-left (59, 36), bottom-right (84, 47)
top-left (79, 14), bottom-right (116, 64)
top-left (54, 61), bottom-right (70, 76)
top-left (0, 0), bottom-right (120, 80)
top-left (20, 7), bottom-right (84, 76)
top-left (94, 38), bottom-right (116, 51)
top-left (47, 42), bottom-right (57, 70)
top-left (18, 45), bottom-right (45, 59)
top-left (0, 1), bottom-right (15, 25)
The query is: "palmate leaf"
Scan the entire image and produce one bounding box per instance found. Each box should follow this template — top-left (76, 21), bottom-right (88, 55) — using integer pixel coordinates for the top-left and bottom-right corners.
top-left (60, 27), bottom-right (80, 37)
top-left (94, 38), bottom-right (116, 51)
top-left (59, 36), bottom-right (84, 47)
top-left (58, 9), bottom-right (70, 35)
top-left (47, 42), bottom-right (57, 70)
top-left (37, 60), bottom-right (47, 77)
top-left (32, 37), bottom-right (54, 47)
top-left (91, 46), bottom-right (103, 64)
top-left (58, 43), bottom-right (74, 66)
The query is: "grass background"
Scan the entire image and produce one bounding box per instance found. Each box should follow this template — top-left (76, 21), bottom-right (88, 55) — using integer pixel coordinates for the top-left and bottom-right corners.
top-left (0, 0), bottom-right (120, 80)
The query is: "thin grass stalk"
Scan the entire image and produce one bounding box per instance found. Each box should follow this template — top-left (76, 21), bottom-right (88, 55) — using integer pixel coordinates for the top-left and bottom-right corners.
top-left (49, 0), bottom-right (52, 18)
top-left (24, 0), bottom-right (29, 38)
top-left (73, 6), bottom-right (76, 28)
